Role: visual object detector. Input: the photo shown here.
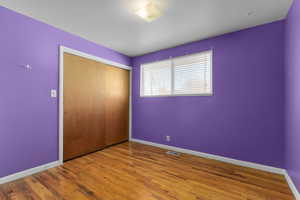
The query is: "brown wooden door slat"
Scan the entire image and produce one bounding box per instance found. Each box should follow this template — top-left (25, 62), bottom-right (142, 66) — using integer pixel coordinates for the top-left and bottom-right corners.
top-left (105, 65), bottom-right (129, 146)
top-left (63, 53), bottom-right (106, 160)
top-left (63, 53), bottom-right (129, 161)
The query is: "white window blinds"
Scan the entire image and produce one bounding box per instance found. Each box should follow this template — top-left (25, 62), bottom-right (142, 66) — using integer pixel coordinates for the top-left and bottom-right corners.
top-left (141, 60), bottom-right (172, 96)
top-left (140, 50), bottom-right (212, 97)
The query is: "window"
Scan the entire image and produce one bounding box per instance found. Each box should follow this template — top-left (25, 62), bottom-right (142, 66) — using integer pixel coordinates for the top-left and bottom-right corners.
top-left (140, 50), bottom-right (212, 97)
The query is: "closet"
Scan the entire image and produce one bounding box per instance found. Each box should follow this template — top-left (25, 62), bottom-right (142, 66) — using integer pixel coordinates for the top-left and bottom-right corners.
top-left (63, 53), bottom-right (129, 161)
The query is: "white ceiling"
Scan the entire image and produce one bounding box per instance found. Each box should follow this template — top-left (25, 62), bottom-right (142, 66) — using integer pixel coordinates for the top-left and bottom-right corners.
top-left (0, 0), bottom-right (293, 56)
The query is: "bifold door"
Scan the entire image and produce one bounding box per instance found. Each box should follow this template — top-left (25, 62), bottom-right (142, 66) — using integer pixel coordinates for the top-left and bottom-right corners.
top-left (63, 53), bottom-right (129, 161)
top-left (105, 65), bottom-right (130, 146)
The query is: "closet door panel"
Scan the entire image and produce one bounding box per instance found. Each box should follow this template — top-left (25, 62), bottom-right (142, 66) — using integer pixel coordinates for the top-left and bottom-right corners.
top-left (63, 53), bottom-right (106, 161)
top-left (105, 65), bottom-right (129, 146)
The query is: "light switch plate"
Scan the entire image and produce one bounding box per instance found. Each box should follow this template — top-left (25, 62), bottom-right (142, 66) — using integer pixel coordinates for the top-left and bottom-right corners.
top-left (51, 89), bottom-right (57, 98)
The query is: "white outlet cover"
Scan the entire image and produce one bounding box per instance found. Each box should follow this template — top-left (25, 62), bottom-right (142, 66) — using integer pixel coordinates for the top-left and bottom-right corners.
top-left (166, 136), bottom-right (171, 141)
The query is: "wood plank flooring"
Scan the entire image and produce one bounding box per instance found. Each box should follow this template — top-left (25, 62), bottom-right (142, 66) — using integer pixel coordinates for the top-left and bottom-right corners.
top-left (0, 142), bottom-right (295, 200)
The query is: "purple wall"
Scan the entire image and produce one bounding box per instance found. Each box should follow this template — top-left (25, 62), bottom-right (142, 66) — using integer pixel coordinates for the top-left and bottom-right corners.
top-left (132, 21), bottom-right (286, 168)
top-left (0, 4), bottom-right (290, 179)
top-left (0, 6), bottom-right (130, 178)
top-left (285, 0), bottom-right (300, 192)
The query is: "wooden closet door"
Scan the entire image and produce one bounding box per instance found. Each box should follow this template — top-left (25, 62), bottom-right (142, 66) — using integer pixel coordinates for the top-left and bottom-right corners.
top-left (63, 53), bottom-right (106, 161)
top-left (105, 65), bottom-right (129, 146)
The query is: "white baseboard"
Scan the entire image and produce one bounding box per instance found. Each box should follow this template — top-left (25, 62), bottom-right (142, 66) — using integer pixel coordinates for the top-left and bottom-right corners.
top-left (1, 141), bottom-right (298, 200)
top-left (131, 139), bottom-right (300, 199)
top-left (0, 161), bottom-right (61, 184)
top-left (130, 138), bottom-right (285, 175)
top-left (284, 171), bottom-right (300, 200)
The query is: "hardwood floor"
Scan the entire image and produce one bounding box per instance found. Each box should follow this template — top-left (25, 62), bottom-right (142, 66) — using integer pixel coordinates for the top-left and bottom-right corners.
top-left (0, 142), bottom-right (295, 200)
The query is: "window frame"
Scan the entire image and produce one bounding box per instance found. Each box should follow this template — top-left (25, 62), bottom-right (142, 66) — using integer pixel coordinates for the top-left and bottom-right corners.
top-left (140, 50), bottom-right (213, 97)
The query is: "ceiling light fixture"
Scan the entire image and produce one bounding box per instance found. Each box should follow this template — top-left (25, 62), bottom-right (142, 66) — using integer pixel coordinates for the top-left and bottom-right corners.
top-left (135, 1), bottom-right (163, 22)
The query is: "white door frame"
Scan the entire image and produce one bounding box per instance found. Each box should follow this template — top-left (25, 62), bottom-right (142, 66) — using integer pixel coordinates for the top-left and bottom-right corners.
top-left (59, 46), bottom-right (132, 164)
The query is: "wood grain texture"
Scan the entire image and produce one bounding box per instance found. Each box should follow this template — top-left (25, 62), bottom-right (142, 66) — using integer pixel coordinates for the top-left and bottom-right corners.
top-left (63, 53), bottom-right (129, 161)
top-left (105, 64), bottom-right (129, 146)
top-left (63, 53), bottom-right (106, 160)
top-left (0, 142), bottom-right (295, 200)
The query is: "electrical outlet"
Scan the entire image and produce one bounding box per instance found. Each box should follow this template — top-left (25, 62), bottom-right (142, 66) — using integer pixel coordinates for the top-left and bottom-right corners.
top-left (166, 136), bottom-right (171, 142)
